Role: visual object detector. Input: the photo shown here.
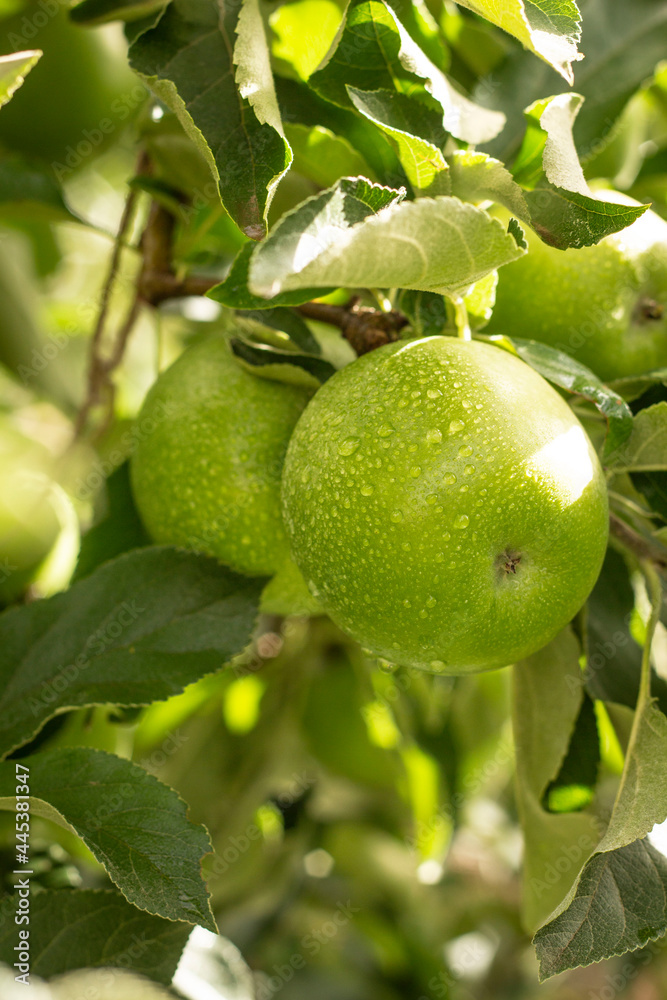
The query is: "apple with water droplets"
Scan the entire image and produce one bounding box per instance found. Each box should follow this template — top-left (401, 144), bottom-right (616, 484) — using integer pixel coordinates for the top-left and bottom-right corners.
top-left (281, 337), bottom-right (609, 673)
top-left (131, 336), bottom-right (311, 577)
top-left (487, 197), bottom-right (667, 382)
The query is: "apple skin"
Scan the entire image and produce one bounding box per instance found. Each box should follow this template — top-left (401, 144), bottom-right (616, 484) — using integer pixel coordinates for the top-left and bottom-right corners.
top-left (281, 337), bottom-right (609, 674)
top-left (130, 336), bottom-right (311, 577)
top-left (0, 422), bottom-right (61, 602)
top-left (487, 203), bottom-right (667, 382)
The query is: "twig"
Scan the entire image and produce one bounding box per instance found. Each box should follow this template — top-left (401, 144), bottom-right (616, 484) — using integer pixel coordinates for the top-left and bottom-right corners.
top-left (77, 182), bottom-right (411, 439)
top-left (296, 300), bottom-right (408, 354)
top-left (609, 511), bottom-right (667, 571)
top-left (74, 167), bottom-right (146, 437)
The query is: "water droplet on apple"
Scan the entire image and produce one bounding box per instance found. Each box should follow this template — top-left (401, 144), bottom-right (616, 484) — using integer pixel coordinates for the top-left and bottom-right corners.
top-left (339, 437), bottom-right (360, 456)
top-left (454, 514), bottom-right (469, 530)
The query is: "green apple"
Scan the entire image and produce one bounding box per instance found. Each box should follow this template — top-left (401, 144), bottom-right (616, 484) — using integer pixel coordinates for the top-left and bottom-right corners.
top-left (260, 557), bottom-right (323, 616)
top-left (487, 198), bottom-right (667, 382)
top-left (281, 337), bottom-right (608, 673)
top-left (0, 420), bottom-right (61, 602)
top-left (130, 336), bottom-right (311, 576)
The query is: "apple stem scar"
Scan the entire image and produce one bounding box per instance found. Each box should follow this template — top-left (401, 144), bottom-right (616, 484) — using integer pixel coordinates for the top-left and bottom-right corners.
top-left (497, 550), bottom-right (522, 577)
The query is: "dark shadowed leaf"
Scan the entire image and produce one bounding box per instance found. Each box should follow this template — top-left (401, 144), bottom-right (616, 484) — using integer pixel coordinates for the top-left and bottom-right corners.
top-left (0, 546), bottom-right (263, 759)
top-left (0, 889), bottom-right (192, 982)
top-left (129, 0), bottom-right (291, 239)
top-left (0, 747), bottom-right (215, 928)
top-left (534, 839), bottom-right (667, 980)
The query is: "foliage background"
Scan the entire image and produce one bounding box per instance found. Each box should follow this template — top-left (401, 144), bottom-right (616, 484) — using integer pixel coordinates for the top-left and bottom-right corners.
top-left (1, 0), bottom-right (667, 997)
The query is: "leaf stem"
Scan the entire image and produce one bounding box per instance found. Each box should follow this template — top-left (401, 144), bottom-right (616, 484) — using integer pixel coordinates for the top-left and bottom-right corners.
top-left (638, 559), bottom-right (662, 705)
top-left (609, 511), bottom-right (667, 571)
top-left (451, 296), bottom-right (471, 341)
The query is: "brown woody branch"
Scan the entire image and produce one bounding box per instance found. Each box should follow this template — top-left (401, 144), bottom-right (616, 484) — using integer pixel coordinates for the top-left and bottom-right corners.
top-left (77, 180), bottom-right (410, 436)
top-left (296, 300), bottom-right (408, 354)
top-left (137, 204), bottom-right (408, 351)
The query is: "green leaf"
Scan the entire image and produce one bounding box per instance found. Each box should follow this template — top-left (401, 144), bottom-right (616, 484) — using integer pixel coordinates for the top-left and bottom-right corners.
top-left (308, 0), bottom-right (505, 144)
top-left (524, 93), bottom-right (588, 193)
top-left (512, 94), bottom-right (649, 249)
top-left (129, 0), bottom-right (291, 239)
top-left (631, 471), bottom-right (667, 522)
top-left (73, 462), bottom-right (151, 583)
top-left (270, 0), bottom-right (344, 81)
top-left (448, 148), bottom-right (530, 221)
top-left (284, 122), bottom-right (376, 188)
top-left (586, 548), bottom-right (667, 716)
top-left (0, 153), bottom-right (79, 224)
top-left (0, 50), bottom-right (41, 110)
top-left (535, 570), bottom-right (667, 978)
top-left (455, 0), bottom-right (581, 83)
top-left (479, 0), bottom-right (667, 166)
top-left (464, 270), bottom-right (498, 329)
top-left (513, 628), bottom-right (601, 931)
top-left (543, 693), bottom-right (600, 813)
top-left (611, 369), bottom-right (667, 403)
top-left (486, 336), bottom-right (634, 456)
top-left (0, 747), bottom-right (215, 928)
top-left (229, 337), bottom-right (335, 390)
top-left (398, 274), bottom-right (497, 338)
top-left (524, 184), bottom-right (649, 250)
top-left (208, 242), bottom-right (329, 309)
top-left (275, 75), bottom-right (405, 187)
top-left (303, 653), bottom-right (402, 788)
top-left (535, 839), bottom-right (667, 980)
top-left (397, 289), bottom-right (449, 337)
top-left (0, 889), bottom-right (191, 983)
top-left (607, 402), bottom-right (667, 471)
top-left (237, 306), bottom-right (321, 356)
top-left (70, 0), bottom-right (167, 25)
top-left (0, 546), bottom-right (262, 759)
top-left (347, 87), bottom-right (450, 195)
top-left (248, 182), bottom-right (525, 299)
